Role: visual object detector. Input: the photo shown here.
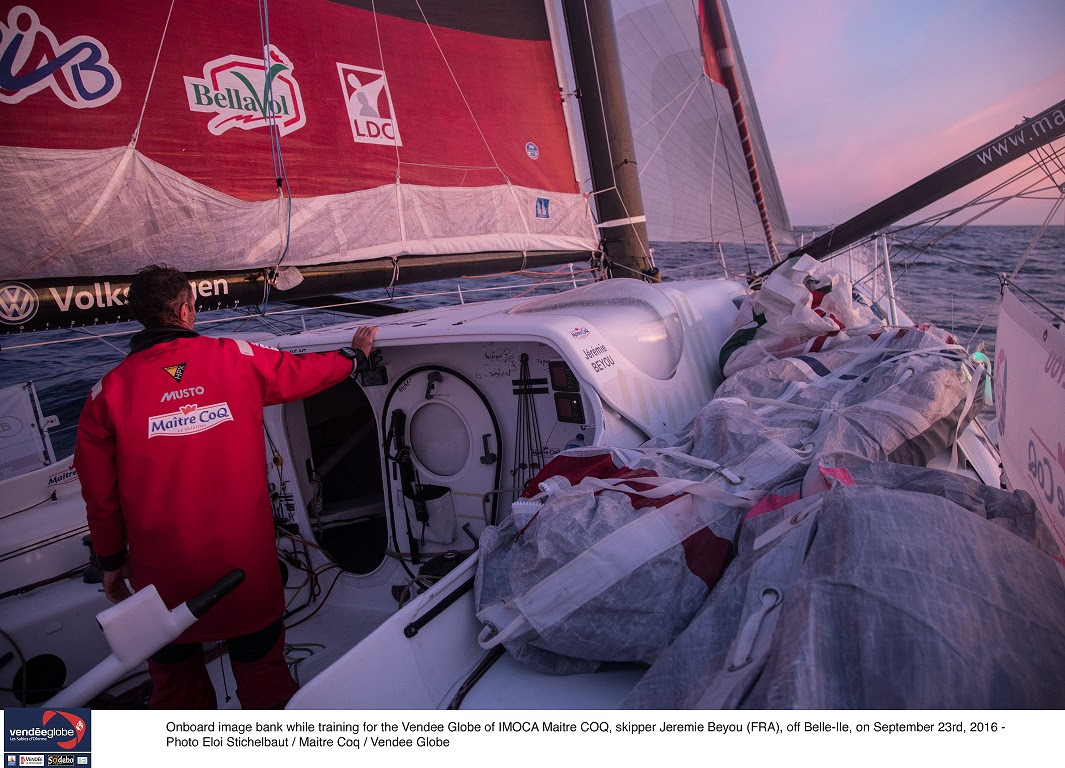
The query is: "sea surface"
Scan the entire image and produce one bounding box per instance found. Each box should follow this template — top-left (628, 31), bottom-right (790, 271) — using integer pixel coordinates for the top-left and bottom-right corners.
top-left (1, 225), bottom-right (1062, 460)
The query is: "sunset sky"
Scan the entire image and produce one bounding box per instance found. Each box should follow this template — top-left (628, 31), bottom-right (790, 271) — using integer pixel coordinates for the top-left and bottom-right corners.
top-left (727, 0), bottom-right (1065, 226)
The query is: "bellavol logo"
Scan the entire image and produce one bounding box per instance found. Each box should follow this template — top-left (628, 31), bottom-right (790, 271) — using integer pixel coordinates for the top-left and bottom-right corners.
top-left (337, 63), bottom-right (401, 146)
top-left (4, 709), bottom-right (90, 754)
top-left (184, 45), bottom-right (305, 136)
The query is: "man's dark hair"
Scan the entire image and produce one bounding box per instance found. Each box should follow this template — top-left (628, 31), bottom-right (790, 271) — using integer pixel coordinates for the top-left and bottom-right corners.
top-left (127, 265), bottom-right (192, 328)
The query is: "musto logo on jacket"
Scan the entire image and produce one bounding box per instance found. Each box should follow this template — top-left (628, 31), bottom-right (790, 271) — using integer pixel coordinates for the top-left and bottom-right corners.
top-left (148, 402), bottom-right (233, 438)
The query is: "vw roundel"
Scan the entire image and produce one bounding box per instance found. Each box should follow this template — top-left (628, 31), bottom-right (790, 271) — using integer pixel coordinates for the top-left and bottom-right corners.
top-left (0, 282), bottom-right (39, 325)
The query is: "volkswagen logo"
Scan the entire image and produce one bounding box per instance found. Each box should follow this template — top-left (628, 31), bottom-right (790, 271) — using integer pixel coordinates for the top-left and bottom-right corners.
top-left (0, 282), bottom-right (39, 325)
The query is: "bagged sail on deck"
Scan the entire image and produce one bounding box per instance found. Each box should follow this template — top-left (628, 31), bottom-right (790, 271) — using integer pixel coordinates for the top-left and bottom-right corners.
top-left (474, 262), bottom-right (995, 678)
top-left (623, 459), bottom-right (1065, 709)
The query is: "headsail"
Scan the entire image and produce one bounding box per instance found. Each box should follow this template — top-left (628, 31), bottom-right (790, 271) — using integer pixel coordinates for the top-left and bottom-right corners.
top-left (611, 0), bottom-right (793, 254)
top-left (0, 0), bottom-right (599, 331)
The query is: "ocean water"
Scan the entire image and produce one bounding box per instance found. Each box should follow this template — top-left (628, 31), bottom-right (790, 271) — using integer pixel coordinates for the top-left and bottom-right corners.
top-left (1, 225), bottom-right (1061, 460)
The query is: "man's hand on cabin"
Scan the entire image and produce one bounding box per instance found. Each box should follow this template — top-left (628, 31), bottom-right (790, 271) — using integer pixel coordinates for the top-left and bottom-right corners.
top-left (351, 325), bottom-right (379, 358)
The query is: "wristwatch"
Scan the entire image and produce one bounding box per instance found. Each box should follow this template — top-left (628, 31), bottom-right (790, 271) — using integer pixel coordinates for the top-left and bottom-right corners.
top-left (338, 346), bottom-right (368, 376)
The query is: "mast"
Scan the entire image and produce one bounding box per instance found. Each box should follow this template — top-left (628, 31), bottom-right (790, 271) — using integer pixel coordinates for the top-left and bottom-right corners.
top-left (698, 0), bottom-right (781, 263)
top-left (789, 97), bottom-right (1065, 262)
top-left (561, 0), bottom-right (655, 280)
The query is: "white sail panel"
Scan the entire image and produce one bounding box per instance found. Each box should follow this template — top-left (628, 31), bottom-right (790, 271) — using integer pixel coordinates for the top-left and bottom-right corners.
top-left (611, 0), bottom-right (793, 248)
top-left (0, 147), bottom-right (596, 279)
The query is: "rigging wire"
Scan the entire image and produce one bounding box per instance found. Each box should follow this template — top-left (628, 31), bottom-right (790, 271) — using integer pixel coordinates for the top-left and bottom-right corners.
top-left (633, 76), bottom-right (703, 174)
top-left (34, 0), bottom-right (177, 272)
top-left (410, 0), bottom-right (505, 177)
top-left (257, 0), bottom-right (295, 313)
top-left (368, 0), bottom-right (409, 272)
top-left (1033, 141), bottom-right (1065, 180)
top-left (962, 190), bottom-right (1065, 344)
top-left (71, 327), bottom-right (130, 356)
top-left (1008, 192), bottom-right (1065, 281)
top-left (131, 0), bottom-right (177, 146)
top-left (889, 143), bottom-right (1065, 245)
top-left (828, 144), bottom-right (1065, 321)
top-left (1003, 279), bottom-right (1065, 327)
top-left (369, 0), bottom-right (402, 181)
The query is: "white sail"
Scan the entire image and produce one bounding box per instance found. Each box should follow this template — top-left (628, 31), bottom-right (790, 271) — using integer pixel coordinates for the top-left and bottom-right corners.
top-left (612, 0), bottom-right (793, 248)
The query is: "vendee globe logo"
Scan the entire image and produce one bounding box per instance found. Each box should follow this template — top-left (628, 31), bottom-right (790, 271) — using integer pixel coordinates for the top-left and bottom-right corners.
top-left (0, 281), bottom-right (39, 325)
top-left (184, 45), bottom-right (305, 136)
top-left (4, 709), bottom-right (90, 754)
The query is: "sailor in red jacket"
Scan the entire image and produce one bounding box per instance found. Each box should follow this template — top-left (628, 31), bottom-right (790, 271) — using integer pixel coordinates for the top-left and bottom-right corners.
top-left (74, 265), bottom-right (378, 709)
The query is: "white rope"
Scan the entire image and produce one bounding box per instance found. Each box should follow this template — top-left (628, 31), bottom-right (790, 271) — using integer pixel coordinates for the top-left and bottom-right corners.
top-left (412, 0), bottom-right (506, 178)
top-left (131, 0), bottom-right (177, 146)
top-left (369, 0), bottom-right (402, 181)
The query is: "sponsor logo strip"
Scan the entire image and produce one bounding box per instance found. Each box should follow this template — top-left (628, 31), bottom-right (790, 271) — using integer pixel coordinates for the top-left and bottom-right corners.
top-left (148, 402), bottom-right (234, 438)
top-left (184, 45), bottom-right (305, 136)
top-left (160, 386), bottom-right (205, 402)
top-left (0, 282), bottom-right (39, 325)
top-left (337, 63), bottom-right (401, 146)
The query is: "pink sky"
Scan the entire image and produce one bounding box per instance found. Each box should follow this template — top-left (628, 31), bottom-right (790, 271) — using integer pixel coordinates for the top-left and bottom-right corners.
top-left (728, 0), bottom-right (1065, 226)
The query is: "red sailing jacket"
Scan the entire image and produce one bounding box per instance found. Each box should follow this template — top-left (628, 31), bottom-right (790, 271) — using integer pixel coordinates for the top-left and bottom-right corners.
top-left (74, 330), bottom-right (353, 642)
